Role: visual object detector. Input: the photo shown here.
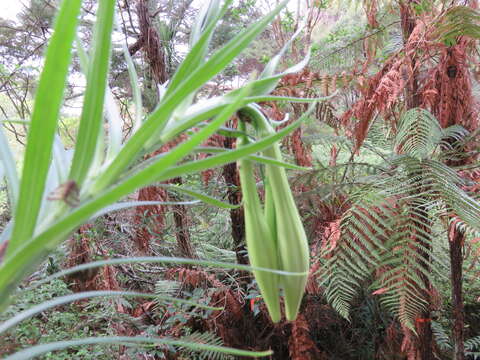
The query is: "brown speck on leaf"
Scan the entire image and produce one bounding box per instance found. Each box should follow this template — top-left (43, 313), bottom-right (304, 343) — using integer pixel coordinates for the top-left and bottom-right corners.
top-left (0, 240), bottom-right (8, 263)
top-left (47, 180), bottom-right (80, 206)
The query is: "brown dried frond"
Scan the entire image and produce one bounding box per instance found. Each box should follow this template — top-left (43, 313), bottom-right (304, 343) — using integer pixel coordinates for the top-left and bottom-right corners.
top-left (341, 58), bottom-right (393, 152)
top-left (339, 16), bottom-right (439, 151)
top-left (329, 145), bottom-right (338, 167)
top-left (320, 74), bottom-right (329, 96)
top-left (404, 19), bottom-right (430, 54)
top-left (305, 259), bottom-right (322, 295)
top-left (288, 314), bottom-right (322, 360)
top-left (330, 74), bottom-right (338, 94)
top-left (421, 38), bottom-right (479, 132)
top-left (165, 267), bottom-right (224, 289)
top-left (211, 289), bottom-right (244, 322)
top-left (134, 134), bottom-right (190, 252)
top-left (65, 224), bottom-right (100, 292)
top-left (135, 184), bottom-right (168, 252)
top-left (320, 219), bottom-right (341, 255)
top-left (290, 127), bottom-right (313, 167)
top-left (364, 0), bottom-right (379, 28)
top-left (198, 134), bottom-right (225, 186)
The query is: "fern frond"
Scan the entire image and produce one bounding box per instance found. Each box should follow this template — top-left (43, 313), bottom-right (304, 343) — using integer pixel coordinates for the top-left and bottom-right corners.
top-left (395, 108), bottom-right (443, 159)
top-left (322, 108), bottom-right (480, 331)
top-left (178, 331), bottom-right (233, 360)
top-left (466, 335), bottom-right (480, 353)
top-left (431, 321), bottom-right (453, 351)
top-left (323, 154), bottom-right (460, 328)
top-left (196, 243), bottom-right (237, 263)
top-left (435, 6), bottom-right (480, 43)
top-left (155, 280), bottom-right (181, 297)
top-left (432, 321), bottom-right (480, 359)
top-left (441, 125), bottom-right (469, 146)
top-left (322, 181), bottom-right (400, 318)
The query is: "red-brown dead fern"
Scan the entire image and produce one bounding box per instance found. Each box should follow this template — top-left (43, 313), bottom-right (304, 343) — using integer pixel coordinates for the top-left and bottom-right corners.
top-left (288, 314), bottom-right (323, 360)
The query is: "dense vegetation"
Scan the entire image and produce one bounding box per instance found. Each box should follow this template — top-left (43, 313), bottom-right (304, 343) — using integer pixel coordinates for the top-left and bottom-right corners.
top-left (0, 0), bottom-right (480, 359)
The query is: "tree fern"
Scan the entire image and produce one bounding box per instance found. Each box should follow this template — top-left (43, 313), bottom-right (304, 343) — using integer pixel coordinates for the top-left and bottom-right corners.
top-left (395, 108), bottom-right (443, 159)
top-left (432, 321), bottom-right (480, 359)
top-left (321, 108), bottom-right (480, 329)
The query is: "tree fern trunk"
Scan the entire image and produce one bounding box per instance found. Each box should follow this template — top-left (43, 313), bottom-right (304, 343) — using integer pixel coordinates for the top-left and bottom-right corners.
top-left (170, 177), bottom-right (197, 259)
top-left (449, 228), bottom-right (465, 360)
top-left (400, 1), bottom-right (420, 109)
top-left (432, 36), bottom-right (475, 360)
top-left (222, 133), bottom-right (248, 265)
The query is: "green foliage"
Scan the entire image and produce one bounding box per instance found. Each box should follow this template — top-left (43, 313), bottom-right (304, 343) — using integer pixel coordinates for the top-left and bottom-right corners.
top-left (322, 109), bottom-right (480, 329)
top-left (0, 279), bottom-right (117, 360)
top-left (310, 19), bottom-right (365, 72)
top-left (432, 321), bottom-right (480, 359)
top-left (177, 331), bottom-right (234, 360)
top-left (435, 6), bottom-right (480, 45)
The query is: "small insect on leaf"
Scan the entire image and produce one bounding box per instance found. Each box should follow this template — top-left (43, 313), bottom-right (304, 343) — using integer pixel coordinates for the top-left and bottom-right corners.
top-left (47, 180), bottom-right (80, 207)
top-left (0, 240), bottom-right (8, 263)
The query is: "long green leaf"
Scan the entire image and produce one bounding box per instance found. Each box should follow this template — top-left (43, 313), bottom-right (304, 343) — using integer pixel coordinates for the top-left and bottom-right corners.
top-left (30, 256), bottom-right (309, 290)
top-left (166, 0), bottom-right (228, 98)
top-left (0, 291), bottom-right (156, 334)
top-left (69, 0), bottom-right (116, 186)
top-left (194, 148), bottom-right (309, 171)
top-left (8, 0), bottom-right (83, 255)
top-left (154, 108), bottom-right (314, 181)
top-left (120, 29), bottom-right (143, 133)
top-left (159, 185), bottom-right (240, 209)
top-left (91, 200), bottom-right (200, 220)
top-left (0, 85), bottom-right (246, 305)
top-left (160, 94), bottom-right (321, 145)
top-left (0, 126), bottom-right (19, 209)
top-left (3, 337), bottom-right (273, 360)
top-left (91, 1), bottom-right (288, 194)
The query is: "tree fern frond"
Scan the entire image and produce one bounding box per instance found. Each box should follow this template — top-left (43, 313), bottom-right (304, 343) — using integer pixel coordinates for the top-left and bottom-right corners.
top-left (432, 321), bottom-right (480, 358)
top-left (395, 108), bottom-right (443, 160)
top-left (323, 182), bottom-right (402, 318)
top-left (435, 6), bottom-right (480, 43)
top-left (155, 280), bottom-right (181, 297)
top-left (323, 267), bottom-right (360, 319)
top-left (466, 335), bottom-right (480, 352)
top-left (324, 165), bottom-right (447, 327)
top-left (432, 321), bottom-right (453, 351)
top-left (441, 125), bottom-right (469, 146)
top-left (178, 331), bottom-right (233, 360)
top-left (322, 108), bottom-right (480, 331)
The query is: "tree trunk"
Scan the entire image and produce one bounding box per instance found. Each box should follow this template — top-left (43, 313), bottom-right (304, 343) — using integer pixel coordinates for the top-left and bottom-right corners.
top-left (432, 36), bottom-right (475, 360)
top-left (449, 227), bottom-right (466, 360)
top-left (170, 177), bottom-right (196, 259)
top-left (136, 0), bottom-right (168, 84)
top-left (400, 1), bottom-right (420, 109)
top-left (222, 134), bottom-right (248, 265)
